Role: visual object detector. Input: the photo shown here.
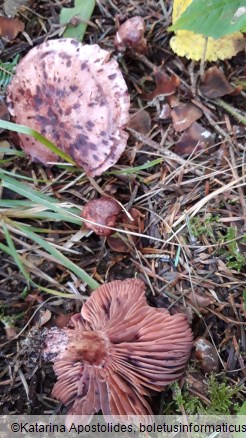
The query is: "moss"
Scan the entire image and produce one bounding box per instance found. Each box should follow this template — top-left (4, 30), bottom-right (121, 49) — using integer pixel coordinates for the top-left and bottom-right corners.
top-left (170, 375), bottom-right (241, 415)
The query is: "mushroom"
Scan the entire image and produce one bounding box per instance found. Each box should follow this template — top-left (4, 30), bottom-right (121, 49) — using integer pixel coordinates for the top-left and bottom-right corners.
top-left (44, 278), bottom-right (193, 423)
top-left (81, 197), bottom-right (122, 236)
top-left (114, 16), bottom-right (147, 53)
top-left (6, 38), bottom-right (130, 176)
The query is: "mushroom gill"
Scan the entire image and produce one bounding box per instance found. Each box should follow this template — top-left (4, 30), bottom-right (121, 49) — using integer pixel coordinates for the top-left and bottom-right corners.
top-left (6, 38), bottom-right (130, 176)
top-left (44, 278), bottom-right (193, 423)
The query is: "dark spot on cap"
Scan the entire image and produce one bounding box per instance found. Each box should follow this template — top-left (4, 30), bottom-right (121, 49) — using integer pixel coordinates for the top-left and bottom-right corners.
top-left (92, 154), bottom-right (99, 161)
top-left (100, 131), bottom-right (106, 136)
top-left (70, 85), bottom-right (78, 93)
top-left (81, 62), bottom-right (88, 70)
top-left (59, 52), bottom-right (71, 61)
top-left (71, 40), bottom-right (80, 47)
top-left (33, 94), bottom-right (43, 109)
top-left (85, 121), bottom-right (95, 131)
top-left (64, 131), bottom-right (71, 139)
top-left (40, 50), bottom-right (52, 59)
top-left (108, 73), bottom-right (117, 80)
top-left (102, 140), bottom-right (108, 145)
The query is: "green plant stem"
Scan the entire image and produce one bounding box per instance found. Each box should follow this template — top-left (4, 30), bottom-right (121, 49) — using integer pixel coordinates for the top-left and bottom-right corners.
top-left (215, 99), bottom-right (246, 125)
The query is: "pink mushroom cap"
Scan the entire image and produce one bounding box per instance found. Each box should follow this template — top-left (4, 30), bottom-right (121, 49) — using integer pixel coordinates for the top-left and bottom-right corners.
top-left (44, 278), bottom-right (193, 424)
top-left (7, 38), bottom-right (130, 176)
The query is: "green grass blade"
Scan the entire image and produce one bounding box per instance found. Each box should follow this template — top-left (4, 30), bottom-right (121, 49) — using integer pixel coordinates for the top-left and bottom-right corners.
top-left (1, 173), bottom-right (82, 225)
top-left (11, 221), bottom-right (99, 290)
top-left (1, 222), bottom-right (30, 283)
top-left (106, 158), bottom-right (163, 175)
top-left (0, 119), bottom-right (76, 165)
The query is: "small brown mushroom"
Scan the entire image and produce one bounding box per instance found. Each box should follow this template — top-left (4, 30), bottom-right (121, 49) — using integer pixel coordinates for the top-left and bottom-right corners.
top-left (194, 337), bottom-right (219, 374)
top-left (114, 16), bottom-right (147, 53)
top-left (81, 197), bottom-right (122, 236)
top-left (7, 39), bottom-right (130, 175)
top-left (44, 278), bottom-right (193, 423)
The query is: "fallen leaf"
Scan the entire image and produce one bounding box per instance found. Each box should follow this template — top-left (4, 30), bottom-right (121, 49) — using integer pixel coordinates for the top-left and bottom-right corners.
top-left (171, 102), bottom-right (203, 132)
top-left (107, 208), bottom-right (144, 253)
top-left (128, 109), bottom-right (151, 134)
top-left (175, 122), bottom-right (213, 155)
top-left (60, 0), bottom-right (96, 41)
top-left (3, 0), bottom-right (30, 17)
top-left (170, 0), bottom-right (245, 61)
top-left (200, 66), bottom-right (239, 98)
top-left (188, 292), bottom-right (214, 308)
top-left (144, 68), bottom-right (180, 101)
top-left (0, 16), bottom-right (24, 41)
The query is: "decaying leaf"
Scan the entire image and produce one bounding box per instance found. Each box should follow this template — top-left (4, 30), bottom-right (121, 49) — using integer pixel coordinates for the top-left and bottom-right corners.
top-left (107, 208), bottom-right (144, 253)
top-left (171, 102), bottom-right (203, 132)
top-left (200, 66), bottom-right (239, 98)
top-left (144, 68), bottom-right (180, 101)
top-left (0, 16), bottom-right (24, 41)
top-left (128, 109), bottom-right (151, 134)
top-left (170, 0), bottom-right (245, 61)
top-left (175, 122), bottom-right (213, 155)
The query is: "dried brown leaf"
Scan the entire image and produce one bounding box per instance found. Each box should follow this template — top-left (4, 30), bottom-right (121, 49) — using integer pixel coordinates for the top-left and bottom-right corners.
top-left (128, 109), bottom-right (151, 134)
top-left (200, 66), bottom-right (238, 98)
top-left (175, 122), bottom-right (213, 155)
top-left (171, 102), bottom-right (203, 132)
top-left (144, 68), bottom-right (180, 101)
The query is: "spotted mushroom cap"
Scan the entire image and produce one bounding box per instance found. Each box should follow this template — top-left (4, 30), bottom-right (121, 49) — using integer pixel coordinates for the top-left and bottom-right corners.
top-left (7, 39), bottom-right (130, 176)
top-left (44, 279), bottom-right (193, 423)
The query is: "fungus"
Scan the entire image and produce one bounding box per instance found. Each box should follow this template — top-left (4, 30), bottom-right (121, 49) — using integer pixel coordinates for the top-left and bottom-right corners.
top-left (114, 16), bottom-right (147, 53)
top-left (6, 39), bottom-right (130, 175)
top-left (81, 197), bottom-right (122, 236)
top-left (44, 278), bottom-right (193, 423)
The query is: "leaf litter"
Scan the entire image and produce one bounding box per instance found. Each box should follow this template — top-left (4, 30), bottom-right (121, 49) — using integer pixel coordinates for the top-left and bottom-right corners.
top-left (0, 0), bottom-right (245, 419)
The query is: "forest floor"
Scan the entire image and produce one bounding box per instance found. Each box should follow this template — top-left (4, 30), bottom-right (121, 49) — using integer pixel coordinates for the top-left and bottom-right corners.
top-left (0, 0), bottom-right (245, 418)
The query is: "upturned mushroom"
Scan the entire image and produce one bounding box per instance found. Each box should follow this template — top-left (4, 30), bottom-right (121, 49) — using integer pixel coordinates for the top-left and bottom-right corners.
top-left (7, 38), bottom-right (130, 176)
top-left (44, 278), bottom-right (193, 423)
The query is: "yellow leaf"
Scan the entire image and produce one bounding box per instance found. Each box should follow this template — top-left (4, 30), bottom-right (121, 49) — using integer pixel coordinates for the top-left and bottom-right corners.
top-left (170, 0), bottom-right (245, 61)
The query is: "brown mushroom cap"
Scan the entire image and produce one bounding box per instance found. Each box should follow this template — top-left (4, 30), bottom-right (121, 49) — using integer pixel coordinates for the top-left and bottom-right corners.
top-left (44, 278), bottom-right (193, 422)
top-left (7, 38), bottom-right (130, 175)
top-left (81, 196), bottom-right (122, 236)
top-left (114, 16), bottom-right (147, 53)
